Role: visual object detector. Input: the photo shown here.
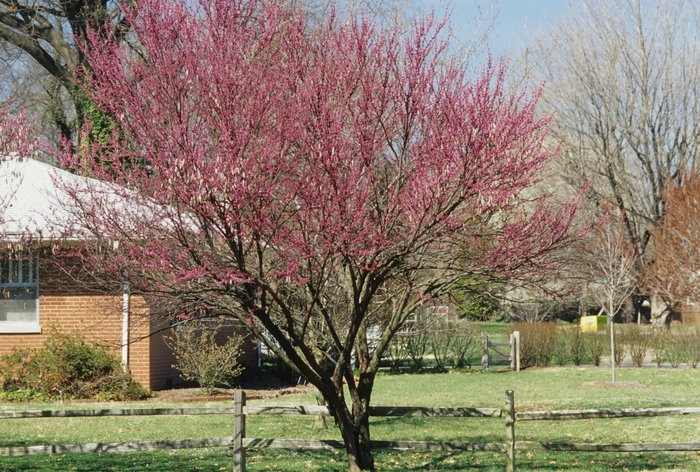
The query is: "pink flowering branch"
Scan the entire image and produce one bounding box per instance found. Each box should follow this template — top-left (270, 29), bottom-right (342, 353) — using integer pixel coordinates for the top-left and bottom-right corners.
top-left (0, 100), bottom-right (42, 246)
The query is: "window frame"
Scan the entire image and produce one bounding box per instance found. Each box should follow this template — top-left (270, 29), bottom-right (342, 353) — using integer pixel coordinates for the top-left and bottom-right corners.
top-left (0, 253), bottom-right (41, 334)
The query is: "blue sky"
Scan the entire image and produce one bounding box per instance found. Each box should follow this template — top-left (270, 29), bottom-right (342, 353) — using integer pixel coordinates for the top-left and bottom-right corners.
top-left (448, 0), bottom-right (571, 60)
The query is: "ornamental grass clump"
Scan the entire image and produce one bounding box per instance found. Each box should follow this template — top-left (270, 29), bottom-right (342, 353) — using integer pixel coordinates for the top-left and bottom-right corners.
top-left (551, 326), bottom-right (570, 366)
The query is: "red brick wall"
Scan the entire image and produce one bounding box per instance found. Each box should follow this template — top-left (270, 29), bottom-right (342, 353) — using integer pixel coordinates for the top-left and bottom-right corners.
top-left (1, 258), bottom-right (259, 391)
top-left (0, 260), bottom-right (156, 388)
top-left (680, 305), bottom-right (700, 325)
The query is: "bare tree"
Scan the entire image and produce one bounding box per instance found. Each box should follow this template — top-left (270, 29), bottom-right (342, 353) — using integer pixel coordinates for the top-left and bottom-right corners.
top-left (583, 207), bottom-right (638, 382)
top-left (522, 0), bottom-right (700, 327)
top-left (0, 46), bottom-right (69, 148)
top-left (503, 290), bottom-right (568, 323)
top-left (0, 0), bottom-right (133, 143)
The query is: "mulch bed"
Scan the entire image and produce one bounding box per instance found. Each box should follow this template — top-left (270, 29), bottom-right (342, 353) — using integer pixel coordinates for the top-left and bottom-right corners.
top-left (146, 375), bottom-right (313, 403)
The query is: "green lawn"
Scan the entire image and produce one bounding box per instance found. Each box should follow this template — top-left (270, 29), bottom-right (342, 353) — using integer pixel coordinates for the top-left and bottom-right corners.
top-left (477, 321), bottom-right (508, 340)
top-left (2, 366), bottom-right (700, 471)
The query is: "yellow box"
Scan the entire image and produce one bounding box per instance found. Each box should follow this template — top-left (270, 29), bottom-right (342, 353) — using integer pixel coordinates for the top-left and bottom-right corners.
top-left (580, 315), bottom-right (607, 332)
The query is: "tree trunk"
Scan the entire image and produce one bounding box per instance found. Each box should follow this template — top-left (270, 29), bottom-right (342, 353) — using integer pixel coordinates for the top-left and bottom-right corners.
top-left (650, 292), bottom-right (672, 330)
top-left (324, 383), bottom-right (375, 471)
top-left (336, 409), bottom-right (374, 472)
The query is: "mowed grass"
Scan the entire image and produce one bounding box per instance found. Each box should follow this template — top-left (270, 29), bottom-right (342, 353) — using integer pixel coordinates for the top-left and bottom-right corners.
top-left (2, 366), bottom-right (700, 471)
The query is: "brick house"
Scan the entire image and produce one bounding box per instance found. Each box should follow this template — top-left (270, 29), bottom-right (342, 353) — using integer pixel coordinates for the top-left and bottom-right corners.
top-left (0, 157), bottom-right (258, 390)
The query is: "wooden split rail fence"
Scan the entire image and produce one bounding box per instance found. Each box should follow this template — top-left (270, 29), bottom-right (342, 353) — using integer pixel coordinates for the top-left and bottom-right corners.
top-left (482, 331), bottom-right (520, 371)
top-left (3, 389), bottom-right (700, 471)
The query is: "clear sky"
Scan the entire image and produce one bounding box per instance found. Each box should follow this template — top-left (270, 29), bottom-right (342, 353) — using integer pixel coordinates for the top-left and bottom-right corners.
top-left (448, 0), bottom-right (571, 60)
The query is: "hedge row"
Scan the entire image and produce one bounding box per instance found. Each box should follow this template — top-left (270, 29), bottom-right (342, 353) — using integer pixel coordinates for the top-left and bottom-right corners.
top-left (507, 322), bottom-right (700, 369)
top-left (385, 321), bottom-right (481, 372)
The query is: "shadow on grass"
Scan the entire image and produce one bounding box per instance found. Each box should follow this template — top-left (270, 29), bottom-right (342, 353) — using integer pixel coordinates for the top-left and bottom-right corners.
top-left (1, 448), bottom-right (698, 471)
top-left (377, 366), bottom-right (513, 376)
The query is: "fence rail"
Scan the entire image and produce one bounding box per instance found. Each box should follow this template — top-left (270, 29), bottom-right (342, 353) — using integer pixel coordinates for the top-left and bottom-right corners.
top-left (516, 407), bottom-right (700, 421)
top-left (1, 437), bottom-right (235, 457)
top-left (0, 408), bottom-right (236, 419)
top-left (2, 389), bottom-right (700, 471)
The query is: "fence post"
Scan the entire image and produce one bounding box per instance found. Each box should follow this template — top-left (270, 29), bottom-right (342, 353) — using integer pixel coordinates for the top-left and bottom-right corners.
top-left (514, 331), bottom-right (520, 372)
top-left (505, 390), bottom-right (515, 472)
top-left (509, 333), bottom-right (515, 370)
top-left (234, 390), bottom-right (246, 472)
top-left (481, 332), bottom-right (489, 370)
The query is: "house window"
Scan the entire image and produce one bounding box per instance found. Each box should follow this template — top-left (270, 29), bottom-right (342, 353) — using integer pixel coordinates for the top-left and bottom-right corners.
top-left (0, 254), bottom-right (40, 333)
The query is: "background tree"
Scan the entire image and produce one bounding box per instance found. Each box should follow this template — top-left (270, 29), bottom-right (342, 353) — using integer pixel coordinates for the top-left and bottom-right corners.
top-left (450, 277), bottom-right (501, 321)
top-left (55, 0), bottom-right (583, 469)
top-left (0, 0), bottom-right (132, 143)
top-left (582, 206), bottom-right (638, 382)
top-left (521, 0), bottom-right (700, 327)
top-left (503, 292), bottom-right (572, 323)
top-left (645, 171), bottom-right (700, 316)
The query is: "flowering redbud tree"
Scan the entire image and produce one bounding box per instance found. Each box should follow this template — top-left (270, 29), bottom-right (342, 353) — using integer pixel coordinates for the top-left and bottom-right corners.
top-left (58, 0), bottom-right (583, 469)
top-left (0, 103), bottom-right (36, 157)
top-left (1, 101), bottom-right (39, 243)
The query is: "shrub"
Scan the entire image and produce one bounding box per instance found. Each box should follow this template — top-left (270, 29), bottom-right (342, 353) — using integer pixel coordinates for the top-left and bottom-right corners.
top-left (620, 324), bottom-right (650, 367)
top-left (402, 319), bottom-right (432, 372)
top-left (428, 330), bottom-right (451, 372)
top-left (551, 327), bottom-right (570, 366)
top-left (665, 333), bottom-right (687, 368)
top-left (386, 335), bottom-right (409, 373)
top-left (0, 347), bottom-right (31, 391)
top-left (567, 326), bottom-right (587, 366)
top-left (584, 330), bottom-right (608, 367)
top-left (686, 328), bottom-right (700, 368)
top-left (404, 332), bottom-right (430, 372)
top-left (649, 330), bottom-right (667, 367)
top-left (0, 328), bottom-right (150, 400)
top-left (506, 322), bottom-right (557, 368)
top-left (450, 322), bottom-right (480, 368)
top-left (28, 331), bottom-right (121, 397)
top-left (164, 320), bottom-right (245, 394)
top-left (611, 325), bottom-right (627, 367)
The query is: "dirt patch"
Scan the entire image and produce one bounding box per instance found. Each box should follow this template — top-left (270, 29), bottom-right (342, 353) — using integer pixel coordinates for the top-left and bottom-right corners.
top-left (582, 381), bottom-right (649, 389)
top-left (148, 376), bottom-right (313, 403)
